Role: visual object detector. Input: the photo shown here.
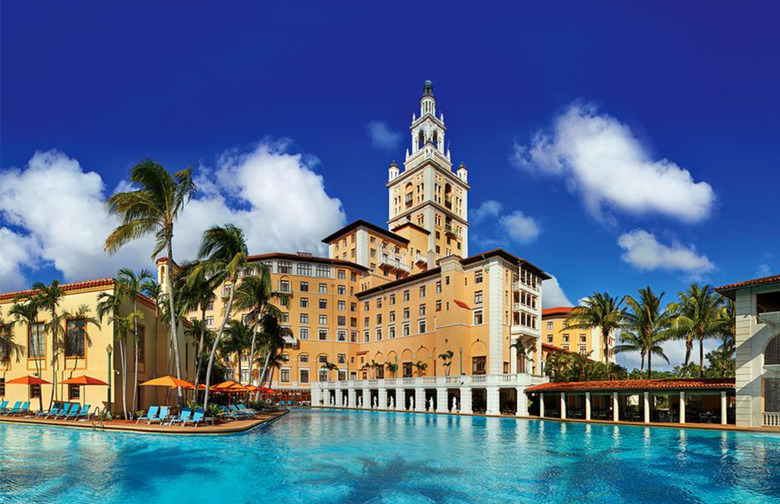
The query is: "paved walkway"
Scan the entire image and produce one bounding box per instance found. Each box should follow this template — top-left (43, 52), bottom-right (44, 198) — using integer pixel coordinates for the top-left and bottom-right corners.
top-left (0, 410), bottom-right (288, 435)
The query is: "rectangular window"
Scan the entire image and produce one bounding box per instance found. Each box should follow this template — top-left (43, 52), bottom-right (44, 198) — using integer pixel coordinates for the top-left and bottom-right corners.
top-left (297, 263), bottom-right (312, 276)
top-left (0, 378), bottom-right (4, 396)
top-left (69, 384), bottom-right (80, 400)
top-left (403, 362), bottom-right (413, 377)
top-left (472, 356), bottom-right (486, 375)
top-left (65, 319), bottom-right (86, 358)
top-left (337, 330), bottom-right (346, 342)
top-left (419, 285), bottom-right (426, 298)
top-left (474, 290), bottom-right (483, 305)
top-left (419, 304), bottom-right (426, 316)
top-left (300, 313), bottom-right (309, 324)
top-left (319, 369), bottom-right (328, 382)
top-left (403, 307), bottom-right (410, 320)
top-left (300, 281), bottom-right (309, 292)
top-left (300, 354), bottom-right (309, 363)
top-left (206, 316), bottom-right (214, 327)
top-left (280, 368), bottom-right (290, 383)
top-left (418, 319), bottom-right (427, 333)
top-left (580, 334), bottom-right (587, 343)
top-left (319, 283), bottom-right (328, 294)
top-left (376, 314), bottom-right (382, 324)
top-left (337, 316), bottom-right (346, 326)
top-left (364, 301), bottom-right (370, 311)
top-left (403, 323), bottom-right (410, 337)
top-left (351, 331), bottom-right (358, 343)
top-left (318, 329), bottom-right (328, 341)
top-left (389, 310), bottom-right (395, 322)
top-left (315, 265), bottom-right (331, 278)
top-left (222, 283), bottom-right (233, 297)
top-left (547, 334), bottom-right (553, 343)
top-left (299, 368), bottom-right (309, 383)
top-left (473, 310), bottom-right (483, 325)
top-left (300, 328), bottom-right (309, 340)
top-left (337, 269), bottom-right (346, 280)
top-left (278, 261), bottom-right (292, 274)
top-left (389, 325), bottom-right (396, 339)
top-left (403, 290), bottom-right (410, 302)
top-left (389, 293), bottom-right (396, 305)
top-left (351, 302), bottom-right (357, 312)
top-left (319, 314), bottom-right (327, 325)
top-left (28, 323), bottom-right (45, 358)
top-left (337, 285), bottom-right (346, 295)
top-left (279, 279), bottom-right (290, 293)
top-left (300, 297), bottom-right (309, 308)
top-left (563, 334), bottom-right (570, 343)
top-left (319, 299), bottom-right (327, 309)
top-left (547, 321), bottom-right (553, 331)
top-left (377, 297), bottom-right (383, 308)
top-left (376, 328), bottom-right (382, 341)
top-left (475, 270), bottom-right (483, 284)
top-left (363, 330), bottom-right (369, 343)
top-left (337, 353), bottom-right (346, 364)
top-left (338, 300), bottom-right (346, 311)
top-left (436, 281), bottom-right (442, 293)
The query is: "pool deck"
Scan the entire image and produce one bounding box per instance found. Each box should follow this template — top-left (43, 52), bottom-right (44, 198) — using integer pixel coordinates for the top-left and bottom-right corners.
top-left (312, 406), bottom-right (780, 434)
top-left (0, 409), bottom-right (289, 435)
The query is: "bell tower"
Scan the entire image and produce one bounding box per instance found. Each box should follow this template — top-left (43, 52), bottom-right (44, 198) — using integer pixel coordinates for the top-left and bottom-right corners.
top-left (387, 81), bottom-right (470, 261)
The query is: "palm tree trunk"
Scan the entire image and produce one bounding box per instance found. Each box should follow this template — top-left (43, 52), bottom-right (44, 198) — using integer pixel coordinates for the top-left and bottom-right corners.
top-left (602, 327), bottom-right (610, 364)
top-left (203, 277), bottom-right (237, 411)
top-left (248, 331), bottom-right (257, 386)
top-left (683, 336), bottom-right (693, 377)
top-left (699, 334), bottom-right (705, 378)
top-left (120, 338), bottom-right (128, 419)
top-left (193, 307), bottom-right (207, 397)
top-left (258, 351), bottom-right (272, 388)
top-left (132, 300), bottom-right (139, 420)
top-left (647, 351), bottom-right (652, 379)
top-left (50, 308), bottom-right (58, 408)
top-left (166, 241), bottom-right (183, 402)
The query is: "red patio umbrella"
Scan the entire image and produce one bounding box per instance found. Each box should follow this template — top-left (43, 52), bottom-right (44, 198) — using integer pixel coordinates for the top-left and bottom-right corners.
top-left (7, 375), bottom-right (51, 408)
top-left (61, 375), bottom-right (108, 406)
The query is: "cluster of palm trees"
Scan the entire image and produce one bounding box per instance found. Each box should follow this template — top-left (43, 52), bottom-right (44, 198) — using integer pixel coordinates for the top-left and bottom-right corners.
top-left (103, 159), bottom-right (292, 414)
top-left (560, 284), bottom-right (735, 382)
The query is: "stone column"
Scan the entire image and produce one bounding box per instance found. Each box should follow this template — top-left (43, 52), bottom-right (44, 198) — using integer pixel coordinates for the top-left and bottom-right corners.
top-left (539, 393), bottom-right (545, 418)
top-left (613, 392), bottom-right (619, 422)
top-left (347, 388), bottom-right (356, 409)
top-left (486, 386), bottom-right (500, 415)
top-left (460, 387), bottom-right (473, 414)
top-left (436, 387), bottom-right (448, 413)
top-left (679, 391), bottom-right (686, 424)
top-left (311, 386), bottom-right (321, 407)
top-left (378, 388), bottom-right (387, 411)
top-left (341, 389), bottom-right (348, 408)
top-left (395, 388), bottom-right (404, 410)
top-left (585, 392), bottom-right (591, 421)
top-left (560, 393), bottom-right (567, 419)
top-left (516, 387), bottom-right (528, 416)
top-left (721, 391), bottom-right (728, 425)
top-left (643, 392), bottom-right (650, 424)
top-left (363, 388), bottom-right (371, 409)
top-left (415, 387), bottom-right (426, 412)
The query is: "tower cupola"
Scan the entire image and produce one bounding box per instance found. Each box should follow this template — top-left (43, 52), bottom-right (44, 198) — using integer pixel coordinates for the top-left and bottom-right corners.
top-left (457, 162), bottom-right (468, 183)
top-left (388, 160), bottom-right (400, 181)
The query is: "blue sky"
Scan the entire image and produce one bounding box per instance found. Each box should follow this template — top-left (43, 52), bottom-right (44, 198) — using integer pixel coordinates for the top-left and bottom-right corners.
top-left (2, 2), bottom-right (779, 368)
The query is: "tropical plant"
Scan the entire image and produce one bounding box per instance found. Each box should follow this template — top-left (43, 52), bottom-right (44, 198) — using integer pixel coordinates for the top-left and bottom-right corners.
top-left (255, 313), bottom-right (291, 388)
top-left (9, 296), bottom-right (45, 410)
top-left (705, 347), bottom-right (736, 378)
top-left (116, 268), bottom-right (153, 418)
top-left (619, 287), bottom-right (671, 378)
top-left (60, 304), bottom-right (101, 376)
top-left (716, 298), bottom-right (736, 356)
top-left (565, 293), bottom-right (624, 364)
top-left (510, 338), bottom-right (534, 374)
top-left (96, 290), bottom-right (129, 419)
top-left (105, 159), bottom-right (196, 395)
top-left (321, 361), bottom-right (338, 381)
top-left (385, 361), bottom-right (398, 378)
top-left (194, 224), bottom-right (255, 410)
top-left (0, 308), bottom-right (22, 363)
top-left (668, 284), bottom-right (724, 377)
top-left (413, 360), bottom-right (428, 377)
top-left (221, 320), bottom-right (254, 383)
top-left (28, 281), bottom-right (66, 406)
top-left (438, 350), bottom-right (454, 376)
top-left (232, 266), bottom-right (287, 388)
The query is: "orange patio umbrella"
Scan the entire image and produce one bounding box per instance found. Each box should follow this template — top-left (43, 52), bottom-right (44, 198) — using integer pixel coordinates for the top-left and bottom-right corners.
top-left (61, 375), bottom-right (108, 406)
top-left (212, 380), bottom-right (238, 390)
top-left (7, 375), bottom-right (51, 406)
top-left (139, 376), bottom-right (193, 389)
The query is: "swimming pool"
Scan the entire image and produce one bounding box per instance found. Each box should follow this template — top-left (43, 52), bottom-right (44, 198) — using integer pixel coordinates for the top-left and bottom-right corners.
top-left (2, 410), bottom-right (780, 503)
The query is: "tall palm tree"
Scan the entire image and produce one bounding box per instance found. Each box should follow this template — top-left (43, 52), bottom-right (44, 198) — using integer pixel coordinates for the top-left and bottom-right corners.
top-left (10, 296), bottom-right (45, 410)
top-left (176, 261), bottom-right (218, 391)
top-left (621, 287), bottom-right (671, 378)
top-left (716, 298), bottom-right (736, 356)
top-left (613, 331), bottom-right (647, 373)
top-left (97, 290), bottom-right (129, 419)
top-left (566, 292), bottom-right (624, 364)
top-left (116, 268), bottom-right (153, 418)
top-left (255, 314), bottom-right (291, 387)
top-left (413, 361), bottom-right (428, 377)
top-left (0, 308), bottom-right (23, 363)
top-left (510, 337), bottom-right (534, 374)
top-left (105, 159), bottom-right (196, 393)
top-left (232, 267), bottom-right (287, 388)
top-left (438, 350), bottom-right (454, 376)
top-left (221, 320), bottom-right (254, 383)
top-left (195, 224), bottom-right (254, 410)
top-left (668, 284), bottom-right (723, 377)
top-left (29, 281), bottom-right (66, 406)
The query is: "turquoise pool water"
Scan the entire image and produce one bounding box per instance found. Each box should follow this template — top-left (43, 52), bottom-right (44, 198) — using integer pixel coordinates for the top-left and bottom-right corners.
top-left (2, 409), bottom-right (780, 503)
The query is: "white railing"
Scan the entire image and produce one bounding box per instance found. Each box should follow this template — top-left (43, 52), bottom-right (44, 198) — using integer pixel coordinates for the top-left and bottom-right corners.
top-left (402, 377), bottom-right (415, 385)
top-left (764, 412), bottom-right (780, 427)
top-left (423, 377), bottom-right (437, 384)
top-left (445, 376), bottom-right (461, 384)
top-left (313, 372), bottom-right (548, 390)
top-left (472, 375), bottom-right (487, 383)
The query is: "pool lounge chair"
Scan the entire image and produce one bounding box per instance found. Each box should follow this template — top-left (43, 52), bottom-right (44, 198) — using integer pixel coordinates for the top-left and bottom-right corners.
top-left (149, 406), bottom-right (169, 424)
top-left (7, 402), bottom-right (29, 416)
top-left (0, 401), bottom-right (9, 413)
top-left (136, 406), bottom-right (159, 424)
top-left (68, 404), bottom-right (91, 420)
top-left (182, 409), bottom-right (205, 427)
top-left (2, 401), bottom-right (21, 415)
top-left (57, 404), bottom-right (80, 419)
top-left (168, 408), bottom-right (192, 426)
top-left (235, 404), bottom-right (257, 416)
top-left (230, 404), bottom-right (253, 417)
top-left (37, 403), bottom-right (62, 418)
top-left (217, 405), bottom-right (238, 420)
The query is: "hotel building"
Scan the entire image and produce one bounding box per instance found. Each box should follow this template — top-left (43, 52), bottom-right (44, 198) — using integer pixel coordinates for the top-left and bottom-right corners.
top-left (541, 307), bottom-right (615, 364)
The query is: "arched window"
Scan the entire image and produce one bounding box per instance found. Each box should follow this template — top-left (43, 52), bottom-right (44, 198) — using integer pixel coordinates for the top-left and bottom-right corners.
top-left (433, 130), bottom-right (438, 147)
top-left (766, 335), bottom-right (780, 366)
top-left (418, 131), bottom-right (424, 149)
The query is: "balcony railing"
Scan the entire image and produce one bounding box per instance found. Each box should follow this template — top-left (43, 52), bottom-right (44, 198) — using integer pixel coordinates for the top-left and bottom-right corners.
top-left (765, 412), bottom-right (780, 427)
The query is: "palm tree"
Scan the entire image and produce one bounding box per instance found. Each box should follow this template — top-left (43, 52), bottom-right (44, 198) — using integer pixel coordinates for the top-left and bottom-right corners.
top-left (105, 159), bottom-right (196, 393)
top-left (0, 308), bottom-right (23, 363)
top-left (255, 314), bottom-right (291, 387)
top-left (566, 292), bottom-right (624, 364)
top-left (176, 261), bottom-right (218, 391)
top-left (232, 267), bottom-right (287, 388)
top-left (97, 289), bottom-right (130, 419)
top-left (322, 361), bottom-right (338, 381)
top-left (716, 298), bottom-right (736, 356)
top-left (116, 268), bottom-right (153, 418)
top-left (221, 320), bottom-right (254, 383)
top-left (438, 350), bottom-right (454, 376)
top-left (194, 224), bottom-right (254, 410)
top-left (668, 284), bottom-right (723, 377)
top-left (613, 331), bottom-right (647, 372)
top-left (509, 338), bottom-right (533, 374)
top-left (9, 297), bottom-right (45, 410)
top-left (413, 361), bottom-right (428, 377)
top-left (621, 287), bottom-right (671, 378)
top-left (29, 281), bottom-right (66, 406)
top-left (385, 362), bottom-right (398, 378)
top-left (61, 305), bottom-right (101, 377)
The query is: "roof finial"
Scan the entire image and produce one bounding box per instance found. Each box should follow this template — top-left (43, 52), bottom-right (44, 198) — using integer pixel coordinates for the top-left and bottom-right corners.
top-left (423, 80), bottom-right (433, 97)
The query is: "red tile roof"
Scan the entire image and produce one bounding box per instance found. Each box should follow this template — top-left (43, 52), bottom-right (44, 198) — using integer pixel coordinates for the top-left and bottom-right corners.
top-left (0, 278), bottom-right (115, 301)
top-left (716, 274), bottom-right (780, 297)
top-left (542, 306), bottom-right (574, 317)
top-left (542, 343), bottom-right (574, 355)
top-left (526, 377), bottom-right (735, 393)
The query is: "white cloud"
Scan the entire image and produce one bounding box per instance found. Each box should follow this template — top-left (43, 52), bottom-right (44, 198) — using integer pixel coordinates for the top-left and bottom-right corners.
top-left (542, 276), bottom-right (572, 309)
top-left (367, 121), bottom-right (402, 150)
top-left (0, 142), bottom-right (346, 288)
top-left (615, 336), bottom-right (720, 372)
top-left (0, 228), bottom-right (39, 290)
top-left (617, 229), bottom-right (714, 276)
top-left (499, 211), bottom-right (541, 244)
top-left (471, 200), bottom-right (503, 223)
top-left (757, 263), bottom-right (772, 277)
top-left (512, 103), bottom-right (715, 223)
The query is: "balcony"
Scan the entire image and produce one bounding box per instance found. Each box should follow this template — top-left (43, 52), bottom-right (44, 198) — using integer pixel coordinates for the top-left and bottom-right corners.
top-left (444, 196), bottom-right (452, 210)
top-left (405, 195), bottom-right (413, 208)
top-left (314, 373), bottom-right (548, 390)
top-left (444, 224), bottom-right (457, 237)
top-left (379, 253), bottom-right (410, 277)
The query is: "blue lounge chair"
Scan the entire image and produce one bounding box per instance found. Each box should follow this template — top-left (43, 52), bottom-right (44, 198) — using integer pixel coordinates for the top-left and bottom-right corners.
top-left (57, 403), bottom-right (79, 419)
top-left (149, 406), bottom-right (169, 424)
top-left (7, 402), bottom-right (29, 416)
top-left (182, 409), bottom-right (204, 427)
top-left (0, 401), bottom-right (9, 413)
top-left (217, 405), bottom-right (237, 420)
top-left (37, 403), bottom-right (61, 418)
top-left (53, 403), bottom-right (72, 419)
top-left (168, 408), bottom-right (192, 425)
top-left (68, 404), bottom-right (91, 420)
top-left (229, 404), bottom-right (252, 417)
top-left (236, 404), bottom-right (257, 416)
top-left (3, 401), bottom-right (21, 415)
top-left (136, 406), bottom-right (159, 424)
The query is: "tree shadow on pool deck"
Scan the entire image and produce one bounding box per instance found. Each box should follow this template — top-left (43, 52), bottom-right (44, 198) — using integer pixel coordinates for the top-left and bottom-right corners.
top-left (301, 456), bottom-right (465, 503)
